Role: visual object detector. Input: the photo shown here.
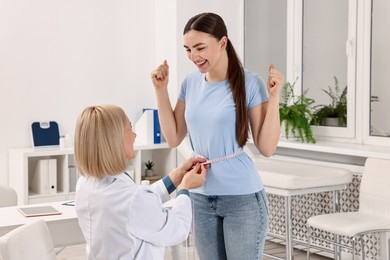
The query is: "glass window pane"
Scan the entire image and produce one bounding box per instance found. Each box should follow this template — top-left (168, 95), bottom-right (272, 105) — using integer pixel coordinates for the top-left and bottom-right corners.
top-left (302, 0), bottom-right (348, 127)
top-left (370, 0), bottom-right (390, 137)
top-left (244, 0), bottom-right (287, 79)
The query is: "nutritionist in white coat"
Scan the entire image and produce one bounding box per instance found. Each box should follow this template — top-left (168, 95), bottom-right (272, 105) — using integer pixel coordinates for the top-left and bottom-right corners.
top-left (74, 104), bottom-right (208, 260)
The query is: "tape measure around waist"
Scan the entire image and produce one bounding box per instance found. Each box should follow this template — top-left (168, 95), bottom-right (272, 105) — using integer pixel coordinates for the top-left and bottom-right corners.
top-left (192, 150), bottom-right (245, 165)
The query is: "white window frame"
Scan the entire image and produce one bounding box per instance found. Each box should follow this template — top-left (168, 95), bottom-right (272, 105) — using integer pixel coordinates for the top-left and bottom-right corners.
top-left (288, 0), bottom-right (357, 142)
top-left (360, 0), bottom-right (390, 146)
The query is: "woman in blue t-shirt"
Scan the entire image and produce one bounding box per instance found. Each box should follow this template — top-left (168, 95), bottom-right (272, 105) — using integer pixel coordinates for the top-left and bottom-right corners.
top-left (151, 12), bottom-right (284, 260)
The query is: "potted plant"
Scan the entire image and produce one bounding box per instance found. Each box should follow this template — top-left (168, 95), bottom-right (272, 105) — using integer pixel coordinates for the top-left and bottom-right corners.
top-left (311, 76), bottom-right (347, 127)
top-left (144, 160), bottom-right (155, 177)
top-left (279, 79), bottom-right (316, 143)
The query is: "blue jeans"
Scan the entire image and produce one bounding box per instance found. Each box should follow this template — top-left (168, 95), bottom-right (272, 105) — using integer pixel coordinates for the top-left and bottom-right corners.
top-left (191, 190), bottom-right (269, 260)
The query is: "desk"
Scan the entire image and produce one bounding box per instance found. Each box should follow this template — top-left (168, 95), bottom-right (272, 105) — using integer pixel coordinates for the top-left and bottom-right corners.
top-left (0, 199), bottom-right (181, 259)
top-left (0, 201), bottom-right (84, 247)
top-left (253, 157), bottom-right (352, 260)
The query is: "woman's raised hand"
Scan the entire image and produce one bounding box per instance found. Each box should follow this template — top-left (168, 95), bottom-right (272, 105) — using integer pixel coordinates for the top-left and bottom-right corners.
top-left (267, 64), bottom-right (284, 98)
top-left (151, 60), bottom-right (169, 90)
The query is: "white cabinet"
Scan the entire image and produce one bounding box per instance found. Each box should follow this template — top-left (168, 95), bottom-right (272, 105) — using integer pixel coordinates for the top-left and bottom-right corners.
top-left (9, 147), bottom-right (75, 205)
top-left (9, 144), bottom-right (177, 205)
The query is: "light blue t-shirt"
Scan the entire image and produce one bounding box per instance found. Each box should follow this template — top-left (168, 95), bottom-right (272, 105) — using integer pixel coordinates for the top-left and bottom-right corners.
top-left (179, 69), bottom-right (268, 195)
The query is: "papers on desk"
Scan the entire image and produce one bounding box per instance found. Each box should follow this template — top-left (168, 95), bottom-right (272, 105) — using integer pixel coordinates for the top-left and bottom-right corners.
top-left (62, 200), bottom-right (75, 206)
top-left (18, 206), bottom-right (62, 217)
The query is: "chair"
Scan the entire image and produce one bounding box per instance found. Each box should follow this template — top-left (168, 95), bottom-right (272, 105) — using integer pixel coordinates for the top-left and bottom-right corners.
top-left (307, 157), bottom-right (390, 260)
top-left (0, 185), bottom-right (17, 207)
top-left (0, 220), bottom-right (56, 260)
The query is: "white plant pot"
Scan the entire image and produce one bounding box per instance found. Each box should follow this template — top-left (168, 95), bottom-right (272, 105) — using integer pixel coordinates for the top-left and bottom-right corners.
top-left (145, 169), bottom-right (154, 177)
top-left (324, 117), bottom-right (339, 127)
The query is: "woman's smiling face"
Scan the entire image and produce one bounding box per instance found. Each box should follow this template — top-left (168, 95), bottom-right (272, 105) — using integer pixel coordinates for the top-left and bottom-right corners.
top-left (184, 29), bottom-right (227, 74)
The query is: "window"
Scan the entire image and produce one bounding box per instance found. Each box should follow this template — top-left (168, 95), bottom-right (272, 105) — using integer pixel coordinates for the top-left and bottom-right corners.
top-left (244, 0), bottom-right (287, 80)
top-left (244, 0), bottom-right (389, 144)
top-left (369, 0), bottom-right (390, 138)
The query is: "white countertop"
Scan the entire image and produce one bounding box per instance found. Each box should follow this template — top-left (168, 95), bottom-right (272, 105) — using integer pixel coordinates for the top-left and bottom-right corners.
top-left (277, 140), bottom-right (390, 159)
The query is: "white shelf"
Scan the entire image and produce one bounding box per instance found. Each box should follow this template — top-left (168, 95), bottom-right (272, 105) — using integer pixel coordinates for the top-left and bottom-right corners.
top-left (134, 142), bottom-right (171, 150)
top-left (9, 144), bottom-right (177, 205)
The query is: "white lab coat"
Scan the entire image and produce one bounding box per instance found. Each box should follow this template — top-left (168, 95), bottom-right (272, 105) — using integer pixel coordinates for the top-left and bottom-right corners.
top-left (75, 172), bottom-right (192, 260)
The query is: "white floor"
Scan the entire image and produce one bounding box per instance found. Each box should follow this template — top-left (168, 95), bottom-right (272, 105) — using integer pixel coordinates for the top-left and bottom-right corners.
top-left (56, 239), bottom-right (331, 260)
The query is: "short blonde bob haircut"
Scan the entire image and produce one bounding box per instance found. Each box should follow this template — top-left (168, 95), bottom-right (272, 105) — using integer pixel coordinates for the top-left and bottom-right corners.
top-left (75, 104), bottom-right (129, 179)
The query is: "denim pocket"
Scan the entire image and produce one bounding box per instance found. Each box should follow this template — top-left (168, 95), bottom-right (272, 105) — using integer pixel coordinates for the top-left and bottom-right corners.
top-left (255, 189), bottom-right (269, 216)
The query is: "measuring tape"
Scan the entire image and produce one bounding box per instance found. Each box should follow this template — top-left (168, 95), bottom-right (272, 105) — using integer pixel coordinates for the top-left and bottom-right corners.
top-left (192, 150), bottom-right (245, 165)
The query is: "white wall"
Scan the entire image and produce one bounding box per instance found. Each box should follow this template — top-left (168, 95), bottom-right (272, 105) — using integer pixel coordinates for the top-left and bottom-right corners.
top-left (0, 0), bottom-right (156, 184)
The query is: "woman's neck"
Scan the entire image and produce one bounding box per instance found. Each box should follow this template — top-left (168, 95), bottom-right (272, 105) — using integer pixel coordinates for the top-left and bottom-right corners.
top-left (205, 52), bottom-right (228, 82)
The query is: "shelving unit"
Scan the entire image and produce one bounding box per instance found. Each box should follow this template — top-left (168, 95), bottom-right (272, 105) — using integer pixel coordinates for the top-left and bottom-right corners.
top-left (131, 143), bottom-right (177, 184)
top-left (9, 147), bottom-right (75, 205)
top-left (9, 143), bottom-right (177, 205)
top-left (141, 175), bottom-right (161, 184)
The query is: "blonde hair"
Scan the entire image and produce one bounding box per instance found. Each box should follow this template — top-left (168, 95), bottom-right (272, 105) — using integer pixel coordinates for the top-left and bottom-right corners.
top-left (74, 104), bottom-right (129, 179)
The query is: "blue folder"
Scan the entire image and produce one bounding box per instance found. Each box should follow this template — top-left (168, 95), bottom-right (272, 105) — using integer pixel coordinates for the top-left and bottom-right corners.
top-left (142, 108), bottom-right (161, 144)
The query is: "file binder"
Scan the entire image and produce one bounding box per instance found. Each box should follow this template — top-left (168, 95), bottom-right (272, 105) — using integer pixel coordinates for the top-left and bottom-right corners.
top-left (69, 166), bottom-right (78, 192)
top-left (30, 159), bottom-right (57, 195)
top-left (135, 108), bottom-right (162, 144)
top-left (148, 108), bottom-right (161, 144)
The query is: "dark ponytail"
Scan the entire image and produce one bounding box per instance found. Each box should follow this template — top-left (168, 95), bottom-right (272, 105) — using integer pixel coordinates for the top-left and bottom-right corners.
top-left (226, 40), bottom-right (247, 147)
